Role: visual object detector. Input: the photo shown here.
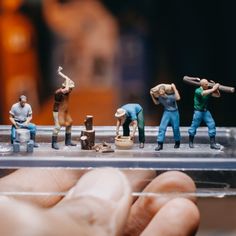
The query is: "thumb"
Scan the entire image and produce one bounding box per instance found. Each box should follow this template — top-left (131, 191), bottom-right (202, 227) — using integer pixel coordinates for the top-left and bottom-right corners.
top-left (54, 168), bottom-right (132, 236)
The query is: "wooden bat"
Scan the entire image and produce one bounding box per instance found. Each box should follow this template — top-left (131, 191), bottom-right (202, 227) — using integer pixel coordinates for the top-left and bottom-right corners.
top-left (183, 76), bottom-right (235, 93)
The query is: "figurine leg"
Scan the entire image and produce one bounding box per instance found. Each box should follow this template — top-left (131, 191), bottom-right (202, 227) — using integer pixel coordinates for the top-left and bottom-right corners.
top-left (189, 135), bottom-right (194, 148)
top-left (13, 141), bottom-right (20, 153)
top-left (137, 110), bottom-right (145, 148)
top-left (27, 140), bottom-right (34, 153)
top-left (139, 142), bottom-right (144, 148)
top-left (174, 141), bottom-right (180, 148)
top-left (65, 133), bottom-right (76, 146)
top-left (30, 132), bottom-right (39, 148)
top-left (210, 136), bottom-right (221, 150)
top-left (155, 142), bottom-right (163, 151)
top-left (52, 135), bottom-right (59, 150)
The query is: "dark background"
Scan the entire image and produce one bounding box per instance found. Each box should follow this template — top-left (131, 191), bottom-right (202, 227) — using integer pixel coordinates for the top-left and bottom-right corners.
top-left (18, 0), bottom-right (236, 126)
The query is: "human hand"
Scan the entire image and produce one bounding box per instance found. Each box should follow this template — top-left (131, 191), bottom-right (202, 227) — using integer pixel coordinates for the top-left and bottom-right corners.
top-left (0, 168), bottom-right (200, 236)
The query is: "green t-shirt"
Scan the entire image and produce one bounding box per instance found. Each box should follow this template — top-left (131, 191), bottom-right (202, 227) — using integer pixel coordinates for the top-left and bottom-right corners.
top-left (194, 87), bottom-right (210, 110)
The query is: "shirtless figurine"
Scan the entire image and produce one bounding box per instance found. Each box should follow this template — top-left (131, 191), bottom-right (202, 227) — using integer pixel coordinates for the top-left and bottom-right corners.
top-left (51, 67), bottom-right (76, 150)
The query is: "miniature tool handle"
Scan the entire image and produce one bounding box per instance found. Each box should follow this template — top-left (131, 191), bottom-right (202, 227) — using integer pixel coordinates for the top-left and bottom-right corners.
top-left (183, 76), bottom-right (235, 93)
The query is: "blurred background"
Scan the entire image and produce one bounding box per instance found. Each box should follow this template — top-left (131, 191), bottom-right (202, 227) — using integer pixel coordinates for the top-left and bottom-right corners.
top-left (0, 0), bottom-right (236, 126)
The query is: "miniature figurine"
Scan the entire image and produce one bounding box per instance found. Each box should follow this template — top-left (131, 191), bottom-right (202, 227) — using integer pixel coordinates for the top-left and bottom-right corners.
top-left (187, 77), bottom-right (221, 149)
top-left (9, 95), bottom-right (39, 148)
top-left (51, 67), bottom-right (76, 150)
top-left (150, 83), bottom-right (181, 151)
top-left (115, 103), bottom-right (145, 148)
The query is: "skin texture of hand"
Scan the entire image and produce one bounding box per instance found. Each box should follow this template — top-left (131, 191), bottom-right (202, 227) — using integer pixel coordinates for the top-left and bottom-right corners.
top-left (0, 168), bottom-right (200, 236)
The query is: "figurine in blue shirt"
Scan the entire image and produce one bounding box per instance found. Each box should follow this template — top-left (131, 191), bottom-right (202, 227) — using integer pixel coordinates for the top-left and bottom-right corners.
top-left (115, 103), bottom-right (145, 148)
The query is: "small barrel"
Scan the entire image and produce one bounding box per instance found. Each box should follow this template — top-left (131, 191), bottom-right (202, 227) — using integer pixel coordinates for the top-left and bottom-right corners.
top-left (15, 129), bottom-right (30, 143)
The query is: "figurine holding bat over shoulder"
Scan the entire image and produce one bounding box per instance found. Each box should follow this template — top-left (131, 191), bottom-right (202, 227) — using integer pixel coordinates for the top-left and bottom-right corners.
top-left (184, 76), bottom-right (235, 150)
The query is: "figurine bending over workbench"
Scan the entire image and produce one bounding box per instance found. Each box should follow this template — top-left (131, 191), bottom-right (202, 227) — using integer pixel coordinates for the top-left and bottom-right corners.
top-left (115, 103), bottom-right (145, 148)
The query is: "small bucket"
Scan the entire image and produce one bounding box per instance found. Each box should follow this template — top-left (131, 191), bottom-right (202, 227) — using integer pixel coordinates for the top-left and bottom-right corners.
top-left (15, 129), bottom-right (30, 143)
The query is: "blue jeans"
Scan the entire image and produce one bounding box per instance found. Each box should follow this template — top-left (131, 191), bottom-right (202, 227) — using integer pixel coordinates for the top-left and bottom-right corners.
top-left (188, 110), bottom-right (216, 137)
top-left (157, 110), bottom-right (180, 143)
top-left (11, 123), bottom-right (37, 142)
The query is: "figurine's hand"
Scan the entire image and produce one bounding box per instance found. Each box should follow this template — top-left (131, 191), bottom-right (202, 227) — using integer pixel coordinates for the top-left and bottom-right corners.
top-left (213, 83), bottom-right (220, 90)
top-left (14, 123), bottom-right (19, 129)
top-left (57, 66), bottom-right (63, 73)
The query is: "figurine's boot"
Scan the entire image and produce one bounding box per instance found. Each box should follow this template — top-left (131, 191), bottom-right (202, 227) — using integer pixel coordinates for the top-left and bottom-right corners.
top-left (155, 142), bottom-right (163, 151)
top-left (189, 135), bottom-right (194, 148)
top-left (139, 142), bottom-right (144, 148)
top-left (52, 135), bottom-right (59, 150)
top-left (65, 133), bottom-right (76, 146)
top-left (30, 133), bottom-right (39, 148)
top-left (210, 136), bottom-right (221, 150)
top-left (174, 141), bottom-right (180, 149)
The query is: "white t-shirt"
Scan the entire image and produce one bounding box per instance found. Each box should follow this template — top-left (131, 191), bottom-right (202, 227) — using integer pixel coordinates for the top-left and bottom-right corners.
top-left (9, 103), bottom-right (32, 122)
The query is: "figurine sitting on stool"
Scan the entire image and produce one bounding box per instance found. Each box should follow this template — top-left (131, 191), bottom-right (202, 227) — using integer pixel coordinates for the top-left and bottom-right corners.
top-left (9, 95), bottom-right (39, 147)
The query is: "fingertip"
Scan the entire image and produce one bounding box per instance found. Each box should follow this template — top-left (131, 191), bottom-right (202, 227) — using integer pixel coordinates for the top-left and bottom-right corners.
top-left (142, 198), bottom-right (200, 236)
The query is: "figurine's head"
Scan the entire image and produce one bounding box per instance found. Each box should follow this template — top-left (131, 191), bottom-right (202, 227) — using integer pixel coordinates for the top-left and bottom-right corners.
top-left (19, 95), bottom-right (27, 107)
top-left (115, 108), bottom-right (126, 124)
top-left (158, 85), bottom-right (166, 96)
top-left (115, 108), bottom-right (126, 118)
top-left (200, 79), bottom-right (209, 90)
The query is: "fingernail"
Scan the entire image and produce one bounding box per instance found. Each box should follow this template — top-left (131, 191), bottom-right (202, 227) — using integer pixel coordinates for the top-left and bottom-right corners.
top-left (70, 168), bottom-right (130, 202)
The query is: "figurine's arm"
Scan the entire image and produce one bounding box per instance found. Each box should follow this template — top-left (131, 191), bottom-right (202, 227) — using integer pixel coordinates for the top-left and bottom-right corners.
top-left (131, 120), bottom-right (138, 139)
top-left (58, 67), bottom-right (74, 91)
top-left (116, 120), bottom-right (121, 136)
top-left (9, 114), bottom-right (18, 128)
top-left (171, 83), bottom-right (181, 101)
top-left (24, 114), bottom-right (33, 125)
top-left (212, 88), bottom-right (221, 98)
top-left (150, 84), bottom-right (164, 105)
top-left (209, 81), bottom-right (221, 97)
top-left (58, 66), bottom-right (70, 80)
top-left (202, 83), bottom-right (220, 97)
top-left (150, 90), bottom-right (159, 105)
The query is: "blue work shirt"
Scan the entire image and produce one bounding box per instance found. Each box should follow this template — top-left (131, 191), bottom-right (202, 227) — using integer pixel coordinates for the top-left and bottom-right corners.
top-left (121, 104), bottom-right (142, 121)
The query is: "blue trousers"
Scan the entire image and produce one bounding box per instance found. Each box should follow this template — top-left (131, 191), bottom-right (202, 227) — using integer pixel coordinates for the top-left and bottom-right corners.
top-left (11, 123), bottom-right (37, 142)
top-left (188, 110), bottom-right (216, 137)
top-left (157, 110), bottom-right (180, 143)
